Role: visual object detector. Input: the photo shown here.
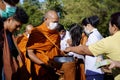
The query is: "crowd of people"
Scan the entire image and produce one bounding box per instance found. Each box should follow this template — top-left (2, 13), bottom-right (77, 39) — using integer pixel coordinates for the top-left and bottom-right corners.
top-left (1, 0), bottom-right (120, 80)
top-left (64, 12), bottom-right (120, 80)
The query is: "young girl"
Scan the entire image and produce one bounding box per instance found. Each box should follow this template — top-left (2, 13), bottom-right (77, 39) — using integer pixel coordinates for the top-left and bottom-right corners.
top-left (82, 15), bottom-right (104, 80)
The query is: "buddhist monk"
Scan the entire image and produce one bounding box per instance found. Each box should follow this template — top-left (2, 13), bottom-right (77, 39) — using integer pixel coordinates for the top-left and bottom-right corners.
top-left (0, 7), bottom-right (28, 80)
top-left (16, 24), bottom-right (33, 79)
top-left (17, 24), bottom-right (33, 59)
top-left (26, 10), bottom-right (60, 80)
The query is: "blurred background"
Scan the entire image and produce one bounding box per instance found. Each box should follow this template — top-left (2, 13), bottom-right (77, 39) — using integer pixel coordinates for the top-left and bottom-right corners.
top-left (18, 0), bottom-right (120, 37)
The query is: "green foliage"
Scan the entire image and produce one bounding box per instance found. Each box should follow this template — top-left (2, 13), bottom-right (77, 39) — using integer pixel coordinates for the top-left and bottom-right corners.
top-left (61, 0), bottom-right (98, 29)
top-left (19, 0), bottom-right (120, 37)
top-left (61, 0), bottom-right (120, 37)
top-left (18, 1), bottom-right (44, 33)
top-left (93, 0), bottom-right (120, 37)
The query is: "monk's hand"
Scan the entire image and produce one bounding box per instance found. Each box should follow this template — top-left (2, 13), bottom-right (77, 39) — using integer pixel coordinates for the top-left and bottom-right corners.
top-left (47, 59), bottom-right (54, 66)
top-left (60, 50), bottom-right (67, 56)
top-left (40, 60), bottom-right (51, 68)
top-left (41, 61), bottom-right (55, 71)
top-left (46, 59), bottom-right (57, 71)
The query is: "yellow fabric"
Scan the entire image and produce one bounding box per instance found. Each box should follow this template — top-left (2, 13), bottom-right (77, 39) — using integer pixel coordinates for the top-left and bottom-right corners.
top-left (89, 31), bottom-right (120, 80)
top-left (115, 74), bottom-right (120, 80)
top-left (27, 22), bottom-right (60, 75)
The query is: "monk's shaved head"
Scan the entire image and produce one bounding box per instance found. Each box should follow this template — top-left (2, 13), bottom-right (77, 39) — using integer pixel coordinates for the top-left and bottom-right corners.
top-left (44, 10), bottom-right (59, 28)
top-left (26, 25), bottom-right (33, 31)
top-left (44, 10), bottom-right (59, 20)
top-left (25, 24), bottom-right (33, 34)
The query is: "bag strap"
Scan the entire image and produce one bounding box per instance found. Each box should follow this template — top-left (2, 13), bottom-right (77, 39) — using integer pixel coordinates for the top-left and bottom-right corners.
top-left (43, 33), bottom-right (66, 55)
top-left (44, 34), bottom-right (60, 50)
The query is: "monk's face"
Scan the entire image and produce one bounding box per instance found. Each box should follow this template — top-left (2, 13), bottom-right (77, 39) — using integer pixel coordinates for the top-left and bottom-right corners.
top-left (45, 11), bottom-right (59, 30)
top-left (4, 17), bottom-right (22, 33)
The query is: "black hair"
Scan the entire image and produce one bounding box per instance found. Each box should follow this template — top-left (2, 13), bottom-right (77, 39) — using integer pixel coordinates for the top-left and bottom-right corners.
top-left (13, 7), bottom-right (29, 24)
top-left (110, 12), bottom-right (120, 30)
top-left (69, 23), bottom-right (83, 46)
top-left (57, 23), bottom-right (65, 32)
top-left (82, 15), bottom-right (99, 28)
top-left (0, 17), bottom-right (6, 31)
top-left (4, 0), bottom-right (19, 6)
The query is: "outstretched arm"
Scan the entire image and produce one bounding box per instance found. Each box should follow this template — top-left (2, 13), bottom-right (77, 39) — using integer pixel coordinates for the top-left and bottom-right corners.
top-left (64, 45), bottom-right (93, 56)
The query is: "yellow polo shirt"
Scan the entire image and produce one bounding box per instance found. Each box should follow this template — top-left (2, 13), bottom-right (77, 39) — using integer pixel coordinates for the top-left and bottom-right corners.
top-left (89, 31), bottom-right (120, 80)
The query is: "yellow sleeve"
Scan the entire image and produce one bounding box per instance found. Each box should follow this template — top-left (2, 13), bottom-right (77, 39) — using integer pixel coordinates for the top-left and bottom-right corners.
top-left (88, 38), bottom-right (108, 56)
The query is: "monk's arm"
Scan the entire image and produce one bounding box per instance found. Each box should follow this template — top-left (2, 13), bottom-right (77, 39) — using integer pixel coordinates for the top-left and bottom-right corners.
top-left (64, 45), bottom-right (93, 56)
top-left (27, 49), bottom-right (44, 65)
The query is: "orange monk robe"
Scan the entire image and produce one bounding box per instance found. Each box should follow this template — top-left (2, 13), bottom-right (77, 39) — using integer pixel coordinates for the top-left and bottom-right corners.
top-left (17, 33), bottom-right (28, 58)
top-left (16, 33), bottom-right (31, 79)
top-left (16, 34), bottom-right (31, 70)
top-left (80, 32), bottom-right (88, 45)
top-left (78, 32), bottom-right (88, 80)
top-left (26, 22), bottom-right (60, 76)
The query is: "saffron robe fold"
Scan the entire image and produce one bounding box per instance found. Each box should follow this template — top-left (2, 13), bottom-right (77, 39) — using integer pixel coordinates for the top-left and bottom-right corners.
top-left (16, 33), bottom-right (31, 79)
top-left (26, 22), bottom-right (60, 79)
top-left (79, 32), bottom-right (87, 80)
top-left (17, 33), bottom-right (28, 58)
top-left (80, 32), bottom-right (88, 45)
top-left (17, 33), bottom-right (29, 65)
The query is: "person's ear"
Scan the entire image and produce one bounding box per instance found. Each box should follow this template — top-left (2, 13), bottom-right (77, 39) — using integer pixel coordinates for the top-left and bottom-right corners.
top-left (44, 17), bottom-right (47, 21)
top-left (113, 24), bottom-right (119, 31)
top-left (6, 17), bottom-right (13, 22)
top-left (61, 30), bottom-right (65, 34)
top-left (87, 24), bottom-right (92, 27)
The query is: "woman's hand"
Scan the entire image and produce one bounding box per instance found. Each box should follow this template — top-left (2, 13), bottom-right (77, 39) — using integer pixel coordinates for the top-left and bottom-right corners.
top-left (108, 60), bottom-right (120, 69)
top-left (64, 47), bottom-right (72, 53)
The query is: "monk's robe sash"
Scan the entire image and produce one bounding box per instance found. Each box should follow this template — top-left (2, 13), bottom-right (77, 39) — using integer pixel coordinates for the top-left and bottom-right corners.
top-left (27, 22), bottom-right (60, 75)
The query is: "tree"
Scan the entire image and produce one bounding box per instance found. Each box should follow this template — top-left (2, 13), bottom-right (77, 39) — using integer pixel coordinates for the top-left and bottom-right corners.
top-left (92, 0), bottom-right (120, 37)
top-left (23, 0), bottom-right (41, 8)
top-left (18, 1), bottom-right (44, 33)
top-left (19, 0), bottom-right (120, 37)
top-left (41, 0), bottom-right (65, 16)
top-left (61, 0), bottom-right (98, 29)
top-left (60, 0), bottom-right (120, 37)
